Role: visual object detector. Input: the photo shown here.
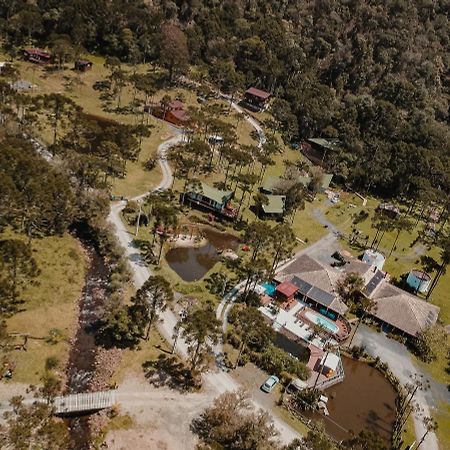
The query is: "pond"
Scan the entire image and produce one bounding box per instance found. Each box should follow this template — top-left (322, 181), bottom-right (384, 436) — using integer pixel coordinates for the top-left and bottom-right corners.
top-left (165, 227), bottom-right (239, 282)
top-left (304, 356), bottom-right (397, 443)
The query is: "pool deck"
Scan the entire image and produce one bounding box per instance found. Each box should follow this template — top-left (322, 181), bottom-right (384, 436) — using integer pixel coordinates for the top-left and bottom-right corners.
top-left (259, 303), bottom-right (335, 350)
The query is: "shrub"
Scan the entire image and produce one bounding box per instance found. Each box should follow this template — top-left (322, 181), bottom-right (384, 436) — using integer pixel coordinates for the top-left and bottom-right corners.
top-left (259, 344), bottom-right (310, 380)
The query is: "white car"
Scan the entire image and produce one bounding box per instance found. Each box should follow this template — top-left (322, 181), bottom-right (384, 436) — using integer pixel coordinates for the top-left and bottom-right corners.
top-left (261, 375), bottom-right (279, 393)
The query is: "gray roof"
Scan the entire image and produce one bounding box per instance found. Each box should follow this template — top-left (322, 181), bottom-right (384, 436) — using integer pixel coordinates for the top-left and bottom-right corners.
top-left (307, 138), bottom-right (341, 151)
top-left (191, 182), bottom-right (232, 204)
top-left (262, 195), bottom-right (285, 214)
top-left (368, 282), bottom-right (440, 337)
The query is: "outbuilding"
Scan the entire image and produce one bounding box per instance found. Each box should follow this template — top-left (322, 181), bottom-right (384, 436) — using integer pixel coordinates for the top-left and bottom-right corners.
top-left (406, 269), bottom-right (431, 294)
top-left (74, 60), bottom-right (93, 72)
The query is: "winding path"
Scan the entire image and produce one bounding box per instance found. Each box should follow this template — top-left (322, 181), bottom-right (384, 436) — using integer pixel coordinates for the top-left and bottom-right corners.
top-left (107, 115), bottom-right (299, 445)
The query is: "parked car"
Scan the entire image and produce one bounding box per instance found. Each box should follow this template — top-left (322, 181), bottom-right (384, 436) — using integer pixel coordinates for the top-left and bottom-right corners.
top-left (261, 375), bottom-right (279, 393)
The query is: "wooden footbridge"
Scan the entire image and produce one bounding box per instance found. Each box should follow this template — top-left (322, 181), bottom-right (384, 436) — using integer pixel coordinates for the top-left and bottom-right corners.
top-left (53, 390), bottom-right (116, 415)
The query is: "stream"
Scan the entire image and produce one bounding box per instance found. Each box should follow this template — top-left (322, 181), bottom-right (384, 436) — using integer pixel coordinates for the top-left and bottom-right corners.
top-left (65, 230), bottom-right (110, 450)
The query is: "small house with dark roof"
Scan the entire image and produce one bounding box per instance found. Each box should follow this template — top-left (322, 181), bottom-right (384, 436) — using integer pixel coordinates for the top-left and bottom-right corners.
top-left (301, 138), bottom-right (341, 166)
top-left (23, 48), bottom-right (51, 64)
top-left (74, 60), bottom-right (93, 72)
top-left (244, 87), bottom-right (271, 111)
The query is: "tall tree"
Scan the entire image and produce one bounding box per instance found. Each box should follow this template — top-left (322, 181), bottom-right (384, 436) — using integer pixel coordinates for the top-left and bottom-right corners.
top-left (180, 306), bottom-right (221, 372)
top-left (159, 23), bottom-right (189, 83)
top-left (0, 239), bottom-right (39, 316)
top-left (128, 275), bottom-right (174, 340)
top-left (191, 390), bottom-right (281, 450)
top-left (232, 306), bottom-right (274, 368)
top-left (426, 234), bottom-right (450, 299)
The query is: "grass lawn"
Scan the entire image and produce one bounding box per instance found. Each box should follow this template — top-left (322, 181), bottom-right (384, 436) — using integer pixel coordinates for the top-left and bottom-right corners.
top-left (275, 406), bottom-right (309, 436)
top-left (111, 120), bottom-right (174, 198)
top-left (2, 230), bottom-right (86, 384)
top-left (111, 329), bottom-right (171, 384)
top-left (401, 414), bottom-right (417, 448)
top-left (412, 335), bottom-right (450, 385)
top-left (434, 402), bottom-right (450, 450)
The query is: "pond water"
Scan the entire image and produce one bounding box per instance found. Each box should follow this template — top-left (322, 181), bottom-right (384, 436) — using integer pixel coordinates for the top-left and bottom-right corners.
top-left (165, 227), bottom-right (239, 282)
top-left (304, 356), bottom-right (397, 443)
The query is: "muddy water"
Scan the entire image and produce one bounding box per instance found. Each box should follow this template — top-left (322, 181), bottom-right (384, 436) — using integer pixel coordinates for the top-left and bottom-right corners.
top-left (304, 356), bottom-right (397, 443)
top-left (165, 227), bottom-right (239, 282)
top-left (65, 238), bottom-right (109, 450)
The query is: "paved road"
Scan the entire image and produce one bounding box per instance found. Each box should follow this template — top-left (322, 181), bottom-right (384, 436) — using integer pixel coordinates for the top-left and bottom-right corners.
top-left (107, 113), bottom-right (300, 445)
top-left (354, 325), bottom-right (448, 450)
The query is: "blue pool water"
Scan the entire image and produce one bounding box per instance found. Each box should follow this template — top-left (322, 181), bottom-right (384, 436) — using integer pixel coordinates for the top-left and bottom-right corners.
top-left (305, 311), bottom-right (339, 334)
top-left (262, 282), bottom-right (276, 297)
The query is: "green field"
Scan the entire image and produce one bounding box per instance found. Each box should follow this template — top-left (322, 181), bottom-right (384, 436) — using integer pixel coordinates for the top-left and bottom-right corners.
top-left (2, 230), bottom-right (86, 383)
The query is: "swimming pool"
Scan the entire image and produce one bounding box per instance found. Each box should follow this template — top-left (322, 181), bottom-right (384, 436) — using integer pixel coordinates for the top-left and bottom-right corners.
top-left (305, 311), bottom-right (339, 334)
top-left (262, 282), bottom-right (276, 297)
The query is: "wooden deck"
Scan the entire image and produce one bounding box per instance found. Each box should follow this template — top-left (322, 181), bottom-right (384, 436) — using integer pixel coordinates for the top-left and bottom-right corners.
top-left (53, 390), bottom-right (116, 415)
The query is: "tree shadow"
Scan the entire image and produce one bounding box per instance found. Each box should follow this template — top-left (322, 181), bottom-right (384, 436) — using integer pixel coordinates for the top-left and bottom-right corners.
top-left (142, 354), bottom-right (201, 393)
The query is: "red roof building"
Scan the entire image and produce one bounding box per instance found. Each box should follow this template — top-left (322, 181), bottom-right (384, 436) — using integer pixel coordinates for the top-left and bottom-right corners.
top-left (244, 87), bottom-right (271, 111)
top-left (275, 281), bottom-right (299, 300)
top-left (165, 108), bottom-right (188, 126)
top-left (23, 48), bottom-right (51, 64)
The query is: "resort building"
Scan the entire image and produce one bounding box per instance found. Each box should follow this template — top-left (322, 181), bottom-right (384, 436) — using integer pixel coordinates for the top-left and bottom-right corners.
top-left (185, 182), bottom-right (237, 219)
top-left (367, 282), bottom-right (439, 338)
top-left (243, 87), bottom-right (271, 111)
top-left (262, 252), bottom-right (440, 342)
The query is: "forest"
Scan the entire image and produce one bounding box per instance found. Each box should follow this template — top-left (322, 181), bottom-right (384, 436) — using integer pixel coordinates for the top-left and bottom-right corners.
top-left (0, 0), bottom-right (449, 200)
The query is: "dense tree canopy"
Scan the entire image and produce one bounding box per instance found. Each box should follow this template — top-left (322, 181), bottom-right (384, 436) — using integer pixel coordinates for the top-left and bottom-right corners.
top-left (2, 0), bottom-right (448, 198)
